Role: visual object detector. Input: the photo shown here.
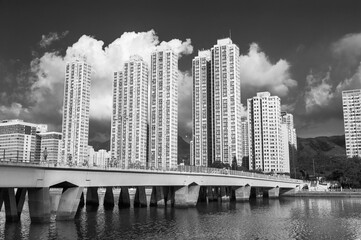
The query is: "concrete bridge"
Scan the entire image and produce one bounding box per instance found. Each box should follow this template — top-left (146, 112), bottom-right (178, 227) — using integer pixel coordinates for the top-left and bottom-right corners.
top-left (0, 162), bottom-right (305, 223)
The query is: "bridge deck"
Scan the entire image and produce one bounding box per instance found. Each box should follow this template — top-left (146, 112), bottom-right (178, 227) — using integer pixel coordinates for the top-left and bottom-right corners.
top-left (0, 162), bottom-right (303, 189)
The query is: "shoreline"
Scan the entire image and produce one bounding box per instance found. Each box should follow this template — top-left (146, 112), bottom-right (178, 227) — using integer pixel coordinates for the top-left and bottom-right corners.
top-left (283, 190), bottom-right (361, 197)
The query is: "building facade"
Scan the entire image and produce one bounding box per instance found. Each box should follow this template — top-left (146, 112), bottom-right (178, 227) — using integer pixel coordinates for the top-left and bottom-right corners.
top-left (192, 38), bottom-right (242, 167)
top-left (241, 116), bottom-right (249, 158)
top-left (149, 50), bottom-right (178, 169)
top-left (111, 55), bottom-right (149, 168)
top-left (192, 50), bottom-right (212, 166)
top-left (0, 119), bottom-right (47, 163)
top-left (94, 149), bottom-right (110, 167)
top-left (38, 132), bottom-right (62, 164)
top-left (61, 59), bottom-right (92, 165)
top-left (281, 112), bottom-right (297, 174)
top-left (247, 92), bottom-right (284, 173)
top-left (342, 89), bottom-right (361, 158)
top-left (211, 38), bottom-right (242, 165)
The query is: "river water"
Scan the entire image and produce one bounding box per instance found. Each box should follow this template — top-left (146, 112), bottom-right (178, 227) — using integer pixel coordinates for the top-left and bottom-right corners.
top-left (1, 192), bottom-right (361, 240)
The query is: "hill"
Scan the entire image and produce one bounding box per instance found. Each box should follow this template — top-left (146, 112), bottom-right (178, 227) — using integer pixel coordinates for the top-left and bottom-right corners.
top-left (294, 135), bottom-right (361, 184)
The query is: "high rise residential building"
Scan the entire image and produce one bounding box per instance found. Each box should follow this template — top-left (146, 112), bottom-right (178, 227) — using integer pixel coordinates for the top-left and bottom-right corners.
top-left (342, 89), bottom-right (361, 158)
top-left (281, 112), bottom-right (297, 173)
top-left (61, 59), bottom-right (92, 165)
top-left (192, 50), bottom-right (212, 166)
top-left (241, 116), bottom-right (249, 158)
top-left (38, 132), bottom-right (62, 164)
top-left (94, 149), bottom-right (110, 166)
top-left (111, 55), bottom-right (149, 168)
top-left (87, 145), bottom-right (95, 166)
top-left (247, 92), bottom-right (285, 173)
top-left (192, 38), bottom-right (242, 167)
top-left (190, 140), bottom-right (194, 166)
top-left (149, 49), bottom-right (178, 169)
top-left (0, 119), bottom-right (47, 163)
top-left (280, 123), bottom-right (290, 173)
top-left (211, 38), bottom-right (242, 165)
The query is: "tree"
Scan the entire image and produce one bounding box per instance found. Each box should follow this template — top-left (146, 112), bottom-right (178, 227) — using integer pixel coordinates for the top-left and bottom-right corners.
top-left (231, 156), bottom-right (237, 170)
top-left (210, 161), bottom-right (230, 169)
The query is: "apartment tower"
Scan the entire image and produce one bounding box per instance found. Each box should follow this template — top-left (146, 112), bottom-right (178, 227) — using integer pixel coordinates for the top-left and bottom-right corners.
top-left (192, 38), bottom-right (242, 166)
top-left (111, 55), bottom-right (149, 168)
top-left (61, 59), bottom-right (91, 165)
top-left (149, 50), bottom-right (178, 169)
top-left (212, 38), bottom-right (242, 165)
top-left (342, 89), bottom-right (361, 158)
top-left (247, 92), bottom-right (284, 172)
top-left (192, 50), bottom-right (212, 166)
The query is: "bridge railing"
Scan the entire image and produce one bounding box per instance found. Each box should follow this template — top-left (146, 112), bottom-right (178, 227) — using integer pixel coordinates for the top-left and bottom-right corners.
top-left (0, 160), bottom-right (302, 183)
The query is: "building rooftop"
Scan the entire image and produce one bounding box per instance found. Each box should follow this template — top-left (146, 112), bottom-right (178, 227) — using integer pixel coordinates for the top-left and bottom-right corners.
top-left (217, 38), bottom-right (233, 45)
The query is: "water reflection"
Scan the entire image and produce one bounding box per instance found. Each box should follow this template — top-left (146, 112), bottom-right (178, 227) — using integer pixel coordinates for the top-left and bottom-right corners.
top-left (1, 196), bottom-right (361, 240)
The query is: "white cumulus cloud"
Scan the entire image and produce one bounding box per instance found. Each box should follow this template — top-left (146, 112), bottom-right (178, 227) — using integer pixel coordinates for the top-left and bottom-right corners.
top-left (240, 43), bottom-right (297, 97)
top-left (304, 70), bottom-right (334, 113)
top-left (29, 30), bottom-right (193, 136)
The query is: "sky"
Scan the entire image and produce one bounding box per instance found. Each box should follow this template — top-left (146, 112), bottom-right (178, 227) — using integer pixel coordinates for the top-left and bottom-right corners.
top-left (0, 0), bottom-right (361, 142)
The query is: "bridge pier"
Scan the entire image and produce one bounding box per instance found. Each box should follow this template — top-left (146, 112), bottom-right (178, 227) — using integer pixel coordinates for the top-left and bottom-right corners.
top-left (206, 187), bottom-right (216, 202)
top-left (220, 187), bottom-right (230, 202)
top-left (134, 186), bottom-right (147, 208)
top-left (251, 187), bottom-right (264, 198)
top-left (86, 187), bottom-right (99, 207)
top-left (0, 189), bottom-right (3, 211)
top-left (163, 186), bottom-right (175, 207)
top-left (198, 186), bottom-right (208, 203)
top-left (78, 192), bottom-right (85, 209)
top-left (174, 184), bottom-right (200, 208)
top-left (103, 187), bottom-right (114, 209)
top-left (118, 187), bottom-right (130, 208)
top-left (56, 187), bottom-right (84, 221)
top-left (150, 186), bottom-right (165, 207)
top-left (50, 189), bottom-right (62, 213)
top-left (264, 187), bottom-right (280, 198)
top-left (28, 188), bottom-right (51, 223)
top-left (234, 186), bottom-right (251, 201)
top-left (2, 188), bottom-right (19, 222)
top-left (15, 188), bottom-right (27, 217)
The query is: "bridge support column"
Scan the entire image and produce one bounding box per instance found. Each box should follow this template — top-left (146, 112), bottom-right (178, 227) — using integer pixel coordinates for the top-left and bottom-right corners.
top-left (165, 187), bottom-right (174, 207)
top-left (174, 185), bottom-right (200, 208)
top-left (220, 187), bottom-right (230, 202)
top-left (264, 187), bottom-right (280, 198)
top-left (207, 187), bottom-right (215, 202)
top-left (3, 188), bottom-right (19, 222)
top-left (104, 187), bottom-right (114, 209)
top-left (28, 188), bottom-right (51, 223)
top-left (134, 187), bottom-right (147, 208)
top-left (86, 187), bottom-right (99, 206)
top-left (56, 187), bottom-right (84, 221)
top-left (150, 186), bottom-right (165, 207)
top-left (15, 188), bottom-right (27, 217)
top-left (187, 185), bottom-right (200, 207)
top-left (118, 187), bottom-right (130, 208)
top-left (78, 192), bottom-right (85, 209)
top-left (0, 189), bottom-right (3, 211)
top-left (198, 186), bottom-right (208, 203)
top-left (251, 187), bottom-right (264, 198)
top-left (50, 190), bottom-right (62, 213)
top-left (234, 186), bottom-right (251, 201)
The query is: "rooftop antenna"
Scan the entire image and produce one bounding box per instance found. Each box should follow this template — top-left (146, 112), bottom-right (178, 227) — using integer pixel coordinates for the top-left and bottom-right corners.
top-left (229, 29), bottom-right (232, 39)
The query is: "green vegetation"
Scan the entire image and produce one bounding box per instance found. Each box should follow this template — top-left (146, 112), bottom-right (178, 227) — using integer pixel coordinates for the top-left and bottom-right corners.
top-left (293, 135), bottom-right (361, 188)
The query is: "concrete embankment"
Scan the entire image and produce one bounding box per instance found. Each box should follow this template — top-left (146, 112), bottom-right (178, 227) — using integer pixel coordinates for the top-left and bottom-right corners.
top-left (283, 190), bottom-right (361, 197)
